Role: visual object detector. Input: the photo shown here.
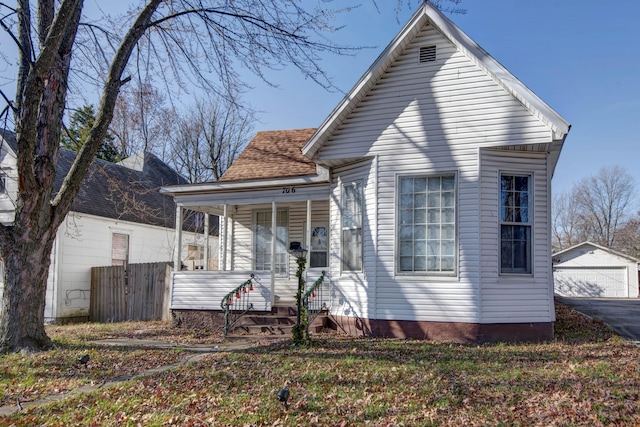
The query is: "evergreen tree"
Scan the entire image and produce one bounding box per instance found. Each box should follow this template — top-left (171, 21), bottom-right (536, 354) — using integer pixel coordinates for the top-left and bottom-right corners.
top-left (61, 105), bottom-right (124, 162)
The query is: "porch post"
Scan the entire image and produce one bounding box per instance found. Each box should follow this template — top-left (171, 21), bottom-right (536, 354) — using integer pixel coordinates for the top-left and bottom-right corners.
top-left (174, 204), bottom-right (183, 271)
top-left (271, 201), bottom-right (277, 307)
top-left (222, 205), bottom-right (228, 271)
top-left (306, 199), bottom-right (312, 282)
top-left (204, 213), bottom-right (210, 271)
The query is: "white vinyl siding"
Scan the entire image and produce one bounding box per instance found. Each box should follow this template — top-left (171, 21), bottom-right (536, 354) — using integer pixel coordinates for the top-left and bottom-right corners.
top-left (479, 150), bottom-right (552, 323)
top-left (319, 24), bottom-right (554, 324)
top-left (45, 211), bottom-right (210, 322)
top-left (329, 161), bottom-right (375, 319)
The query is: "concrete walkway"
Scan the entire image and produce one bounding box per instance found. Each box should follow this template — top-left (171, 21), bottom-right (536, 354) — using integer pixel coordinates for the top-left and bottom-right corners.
top-left (557, 297), bottom-right (640, 342)
top-left (0, 337), bottom-right (277, 417)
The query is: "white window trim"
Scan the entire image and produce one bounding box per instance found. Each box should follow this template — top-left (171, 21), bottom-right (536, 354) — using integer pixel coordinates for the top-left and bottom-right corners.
top-left (499, 172), bottom-right (534, 276)
top-left (341, 180), bottom-right (364, 274)
top-left (395, 172), bottom-right (458, 277)
top-left (304, 222), bottom-right (329, 269)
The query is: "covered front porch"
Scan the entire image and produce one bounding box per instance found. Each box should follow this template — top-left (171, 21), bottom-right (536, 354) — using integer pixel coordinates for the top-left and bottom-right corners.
top-left (163, 176), bottom-right (332, 314)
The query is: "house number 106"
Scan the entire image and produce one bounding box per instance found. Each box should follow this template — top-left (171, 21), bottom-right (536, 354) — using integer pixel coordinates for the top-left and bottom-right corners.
top-left (282, 187), bottom-right (296, 194)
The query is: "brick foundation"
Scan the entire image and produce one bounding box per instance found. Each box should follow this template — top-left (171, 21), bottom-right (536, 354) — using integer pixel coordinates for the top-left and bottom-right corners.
top-left (327, 315), bottom-right (553, 343)
top-left (171, 309), bottom-right (553, 343)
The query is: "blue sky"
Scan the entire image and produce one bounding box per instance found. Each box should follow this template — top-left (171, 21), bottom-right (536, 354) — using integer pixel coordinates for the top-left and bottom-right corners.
top-left (1, 1), bottom-right (638, 197)
top-left (239, 1), bottom-right (640, 198)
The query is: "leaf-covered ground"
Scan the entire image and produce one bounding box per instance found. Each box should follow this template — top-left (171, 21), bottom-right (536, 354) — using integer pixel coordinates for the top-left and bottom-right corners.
top-left (1, 303), bottom-right (640, 426)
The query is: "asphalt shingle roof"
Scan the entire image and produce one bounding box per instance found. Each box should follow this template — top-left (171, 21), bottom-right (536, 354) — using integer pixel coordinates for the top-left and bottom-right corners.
top-left (219, 128), bottom-right (318, 182)
top-left (54, 149), bottom-right (187, 229)
top-left (1, 128), bottom-right (195, 230)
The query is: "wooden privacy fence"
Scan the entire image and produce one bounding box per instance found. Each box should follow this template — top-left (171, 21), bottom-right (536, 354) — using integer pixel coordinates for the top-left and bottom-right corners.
top-left (90, 262), bottom-right (172, 322)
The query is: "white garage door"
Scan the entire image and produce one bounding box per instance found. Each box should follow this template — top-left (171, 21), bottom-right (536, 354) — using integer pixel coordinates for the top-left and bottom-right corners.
top-left (554, 267), bottom-right (628, 298)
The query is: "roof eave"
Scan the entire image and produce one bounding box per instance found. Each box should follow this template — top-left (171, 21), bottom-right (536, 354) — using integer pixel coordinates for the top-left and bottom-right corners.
top-left (161, 169), bottom-right (330, 197)
top-left (302, 6), bottom-right (429, 159)
top-left (302, 2), bottom-right (571, 159)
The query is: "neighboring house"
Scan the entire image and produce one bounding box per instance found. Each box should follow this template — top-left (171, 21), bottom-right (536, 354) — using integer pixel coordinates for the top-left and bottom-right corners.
top-left (553, 242), bottom-right (640, 298)
top-left (161, 2), bottom-right (570, 342)
top-left (0, 129), bottom-right (219, 323)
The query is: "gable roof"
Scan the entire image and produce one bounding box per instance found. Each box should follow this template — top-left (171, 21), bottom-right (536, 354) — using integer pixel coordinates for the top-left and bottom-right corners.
top-left (54, 149), bottom-right (188, 229)
top-left (0, 129), bottom-right (17, 154)
top-left (553, 241), bottom-right (640, 264)
top-left (219, 128), bottom-right (318, 182)
top-left (1, 127), bottom-right (192, 229)
top-left (302, 1), bottom-right (570, 166)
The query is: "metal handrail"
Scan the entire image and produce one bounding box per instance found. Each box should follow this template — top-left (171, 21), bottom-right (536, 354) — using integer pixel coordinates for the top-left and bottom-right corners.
top-left (221, 274), bottom-right (259, 336)
top-left (302, 271), bottom-right (326, 334)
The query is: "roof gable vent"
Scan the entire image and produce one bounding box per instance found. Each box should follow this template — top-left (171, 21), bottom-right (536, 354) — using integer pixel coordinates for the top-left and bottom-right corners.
top-left (419, 45), bottom-right (436, 63)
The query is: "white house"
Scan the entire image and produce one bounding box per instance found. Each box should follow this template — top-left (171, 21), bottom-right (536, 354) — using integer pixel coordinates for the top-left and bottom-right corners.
top-left (553, 242), bottom-right (639, 298)
top-left (161, 2), bottom-right (570, 342)
top-left (0, 130), bottom-right (219, 323)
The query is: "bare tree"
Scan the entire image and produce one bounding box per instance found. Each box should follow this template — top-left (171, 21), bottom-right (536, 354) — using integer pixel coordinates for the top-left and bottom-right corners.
top-left (572, 165), bottom-right (636, 248)
top-left (0, 0), bottom-right (362, 352)
top-left (552, 189), bottom-right (587, 251)
top-left (553, 166), bottom-right (639, 255)
top-left (109, 83), bottom-right (174, 157)
top-left (170, 99), bottom-right (253, 183)
top-left (612, 212), bottom-right (640, 258)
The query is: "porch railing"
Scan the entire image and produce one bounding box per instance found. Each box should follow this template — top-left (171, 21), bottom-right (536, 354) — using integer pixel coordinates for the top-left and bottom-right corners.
top-left (302, 271), bottom-right (326, 334)
top-left (221, 274), bottom-right (260, 336)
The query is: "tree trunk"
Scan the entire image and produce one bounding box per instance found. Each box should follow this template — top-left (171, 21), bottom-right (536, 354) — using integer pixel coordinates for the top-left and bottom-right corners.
top-left (0, 233), bottom-right (56, 352)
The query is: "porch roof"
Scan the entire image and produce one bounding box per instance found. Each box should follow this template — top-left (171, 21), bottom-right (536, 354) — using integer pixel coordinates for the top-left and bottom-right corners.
top-left (160, 128), bottom-right (331, 214)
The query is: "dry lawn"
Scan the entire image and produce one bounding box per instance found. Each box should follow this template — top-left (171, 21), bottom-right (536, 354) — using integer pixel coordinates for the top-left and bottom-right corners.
top-left (0, 302), bottom-right (639, 426)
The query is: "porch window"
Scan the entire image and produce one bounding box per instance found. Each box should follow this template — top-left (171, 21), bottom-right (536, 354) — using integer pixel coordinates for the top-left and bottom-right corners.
top-left (398, 174), bottom-right (456, 274)
top-left (500, 174), bottom-right (532, 274)
top-left (254, 209), bottom-right (288, 276)
top-left (186, 244), bottom-right (204, 270)
top-left (310, 226), bottom-right (328, 268)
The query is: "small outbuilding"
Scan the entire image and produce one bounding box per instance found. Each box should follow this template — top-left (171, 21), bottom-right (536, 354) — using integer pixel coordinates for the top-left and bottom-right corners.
top-left (553, 242), bottom-right (639, 298)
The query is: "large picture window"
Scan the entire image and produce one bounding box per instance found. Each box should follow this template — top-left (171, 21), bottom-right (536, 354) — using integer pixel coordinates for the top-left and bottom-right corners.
top-left (500, 174), bottom-right (532, 274)
top-left (254, 209), bottom-right (289, 276)
top-left (342, 181), bottom-right (363, 272)
top-left (398, 174), bottom-right (456, 274)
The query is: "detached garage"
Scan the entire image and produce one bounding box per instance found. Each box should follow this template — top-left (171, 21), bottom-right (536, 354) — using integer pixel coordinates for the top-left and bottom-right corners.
top-left (553, 242), bottom-right (639, 298)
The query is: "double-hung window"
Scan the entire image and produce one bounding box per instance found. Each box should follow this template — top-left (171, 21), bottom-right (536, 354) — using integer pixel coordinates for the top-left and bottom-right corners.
top-left (254, 209), bottom-right (288, 276)
top-left (399, 174), bottom-right (456, 274)
top-left (342, 181), bottom-right (363, 272)
top-left (500, 174), bottom-right (532, 274)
